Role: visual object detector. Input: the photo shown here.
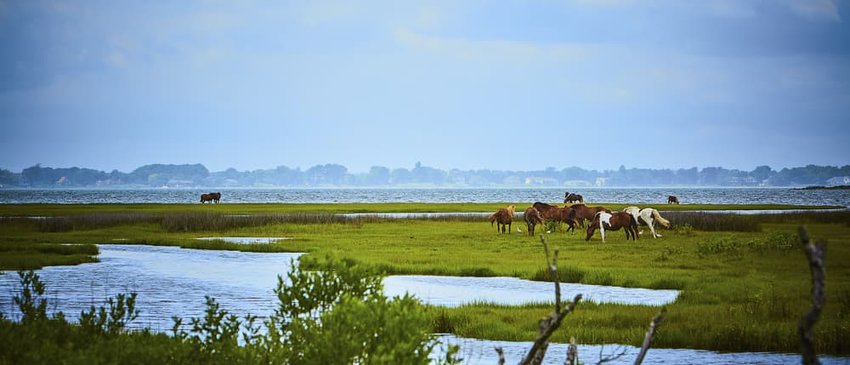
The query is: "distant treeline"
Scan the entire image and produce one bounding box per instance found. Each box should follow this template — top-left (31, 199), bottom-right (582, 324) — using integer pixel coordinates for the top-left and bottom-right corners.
top-left (1, 162), bottom-right (849, 188)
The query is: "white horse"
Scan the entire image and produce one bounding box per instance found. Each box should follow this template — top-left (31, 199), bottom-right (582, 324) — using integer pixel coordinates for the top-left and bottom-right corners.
top-left (623, 206), bottom-right (671, 238)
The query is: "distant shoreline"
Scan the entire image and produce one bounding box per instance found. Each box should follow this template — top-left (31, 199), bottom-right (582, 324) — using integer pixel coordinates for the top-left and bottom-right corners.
top-left (796, 185), bottom-right (850, 190)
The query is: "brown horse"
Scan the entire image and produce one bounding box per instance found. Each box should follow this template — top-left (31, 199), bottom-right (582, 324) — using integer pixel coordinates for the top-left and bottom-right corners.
top-left (523, 207), bottom-right (545, 236)
top-left (667, 195), bottom-right (679, 204)
top-left (489, 205), bottom-right (516, 234)
top-left (585, 211), bottom-right (638, 242)
top-left (567, 204), bottom-right (611, 228)
top-left (564, 192), bottom-right (584, 204)
top-left (532, 202), bottom-right (577, 232)
top-left (200, 192), bottom-right (221, 204)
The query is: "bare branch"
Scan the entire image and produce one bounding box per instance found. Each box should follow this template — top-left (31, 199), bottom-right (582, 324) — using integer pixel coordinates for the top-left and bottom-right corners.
top-left (597, 345), bottom-right (627, 365)
top-left (634, 307), bottom-right (666, 365)
top-left (798, 226), bottom-right (826, 365)
top-left (520, 235), bottom-right (583, 365)
top-left (566, 337), bottom-right (578, 365)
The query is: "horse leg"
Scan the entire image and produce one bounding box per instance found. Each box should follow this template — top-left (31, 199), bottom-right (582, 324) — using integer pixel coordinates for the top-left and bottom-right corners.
top-left (600, 223), bottom-right (606, 242)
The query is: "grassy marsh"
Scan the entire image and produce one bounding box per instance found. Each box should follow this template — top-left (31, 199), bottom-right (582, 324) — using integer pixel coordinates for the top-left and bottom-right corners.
top-left (0, 203), bottom-right (849, 355)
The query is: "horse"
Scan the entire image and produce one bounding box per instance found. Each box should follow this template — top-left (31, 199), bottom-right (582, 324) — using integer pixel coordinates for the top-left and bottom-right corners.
top-left (585, 211), bottom-right (638, 242)
top-left (564, 192), bottom-right (584, 204)
top-left (667, 195), bottom-right (679, 204)
top-left (532, 202), bottom-right (577, 232)
top-left (567, 204), bottom-right (611, 228)
top-left (200, 192), bottom-right (221, 204)
top-left (523, 207), bottom-right (545, 236)
top-left (489, 205), bottom-right (516, 234)
top-left (623, 206), bottom-right (671, 239)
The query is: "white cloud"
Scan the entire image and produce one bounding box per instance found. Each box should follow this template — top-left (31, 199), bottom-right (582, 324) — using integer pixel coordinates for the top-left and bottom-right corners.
top-left (780, 0), bottom-right (841, 21)
top-left (393, 29), bottom-right (587, 65)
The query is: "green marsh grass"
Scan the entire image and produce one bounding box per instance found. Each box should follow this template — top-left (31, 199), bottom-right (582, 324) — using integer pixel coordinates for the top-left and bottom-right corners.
top-left (1, 203), bottom-right (849, 355)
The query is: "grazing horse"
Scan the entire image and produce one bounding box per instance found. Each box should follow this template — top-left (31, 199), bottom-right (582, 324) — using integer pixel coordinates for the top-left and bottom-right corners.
top-left (489, 205), bottom-right (516, 234)
top-left (623, 206), bottom-right (671, 239)
top-left (564, 192), bottom-right (584, 204)
top-left (585, 211), bottom-right (638, 242)
top-left (567, 204), bottom-right (611, 228)
top-left (667, 195), bottom-right (679, 204)
top-left (532, 202), bottom-right (577, 232)
top-left (523, 207), bottom-right (545, 236)
top-left (200, 192), bottom-right (221, 204)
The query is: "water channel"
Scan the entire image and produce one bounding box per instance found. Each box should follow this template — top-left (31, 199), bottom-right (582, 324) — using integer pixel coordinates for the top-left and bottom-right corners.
top-left (1, 244), bottom-right (845, 364)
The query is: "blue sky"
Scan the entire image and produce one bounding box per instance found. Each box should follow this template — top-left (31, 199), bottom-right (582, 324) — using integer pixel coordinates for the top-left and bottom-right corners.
top-left (1, 0), bottom-right (849, 173)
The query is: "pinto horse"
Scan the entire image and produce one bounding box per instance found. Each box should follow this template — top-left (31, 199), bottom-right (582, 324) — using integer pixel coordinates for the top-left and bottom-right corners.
top-left (200, 192), bottom-right (221, 204)
top-left (623, 206), bottom-right (671, 239)
top-left (523, 207), bottom-right (545, 236)
top-left (489, 205), bottom-right (516, 234)
top-left (585, 211), bottom-right (638, 242)
top-left (567, 204), bottom-right (611, 228)
top-left (563, 192), bottom-right (584, 204)
top-left (667, 195), bottom-right (680, 204)
top-left (532, 202), bottom-right (577, 232)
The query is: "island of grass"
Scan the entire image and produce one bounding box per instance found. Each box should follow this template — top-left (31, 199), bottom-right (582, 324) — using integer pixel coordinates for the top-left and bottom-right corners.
top-left (1, 202), bottom-right (848, 356)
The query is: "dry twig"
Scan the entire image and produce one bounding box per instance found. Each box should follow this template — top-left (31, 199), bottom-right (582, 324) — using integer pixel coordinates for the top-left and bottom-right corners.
top-left (798, 226), bottom-right (826, 365)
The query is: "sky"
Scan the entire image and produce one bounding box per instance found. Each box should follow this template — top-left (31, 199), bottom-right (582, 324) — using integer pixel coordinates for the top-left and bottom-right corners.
top-left (1, 0), bottom-right (849, 174)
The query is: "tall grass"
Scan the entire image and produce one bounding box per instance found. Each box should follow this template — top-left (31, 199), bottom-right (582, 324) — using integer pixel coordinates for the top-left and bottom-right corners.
top-left (159, 212), bottom-right (355, 232)
top-left (664, 212), bottom-right (762, 232)
top-left (38, 213), bottom-right (160, 232)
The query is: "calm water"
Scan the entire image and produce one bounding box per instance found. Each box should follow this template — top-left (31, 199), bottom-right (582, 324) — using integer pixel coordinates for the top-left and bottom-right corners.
top-left (0, 245), bottom-right (676, 329)
top-left (1, 187), bottom-right (850, 207)
top-left (0, 244), bottom-right (846, 364)
top-left (433, 334), bottom-right (850, 365)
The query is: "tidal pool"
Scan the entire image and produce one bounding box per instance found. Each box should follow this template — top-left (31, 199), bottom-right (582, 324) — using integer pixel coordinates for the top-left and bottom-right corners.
top-left (384, 275), bottom-right (678, 307)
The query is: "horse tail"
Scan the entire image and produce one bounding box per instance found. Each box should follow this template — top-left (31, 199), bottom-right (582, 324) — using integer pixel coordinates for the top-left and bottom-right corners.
top-left (488, 213), bottom-right (496, 226)
top-left (652, 209), bottom-right (671, 228)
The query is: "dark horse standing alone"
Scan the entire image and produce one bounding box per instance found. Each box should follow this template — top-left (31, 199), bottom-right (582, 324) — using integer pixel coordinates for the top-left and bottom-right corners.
top-left (564, 192), bottom-right (584, 204)
top-left (667, 195), bottom-right (679, 204)
top-left (200, 192), bottom-right (221, 204)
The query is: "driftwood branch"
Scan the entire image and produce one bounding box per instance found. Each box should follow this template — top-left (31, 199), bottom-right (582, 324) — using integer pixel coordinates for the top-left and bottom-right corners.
top-left (633, 307), bottom-right (666, 365)
top-left (520, 235), bottom-right (583, 365)
top-left (798, 226), bottom-right (826, 365)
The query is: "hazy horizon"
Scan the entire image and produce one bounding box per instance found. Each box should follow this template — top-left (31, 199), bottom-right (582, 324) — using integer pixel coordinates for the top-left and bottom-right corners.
top-left (2, 1), bottom-right (849, 174)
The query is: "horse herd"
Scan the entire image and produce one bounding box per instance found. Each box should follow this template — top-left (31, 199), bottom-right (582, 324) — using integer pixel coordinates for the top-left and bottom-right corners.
top-left (489, 192), bottom-right (676, 242)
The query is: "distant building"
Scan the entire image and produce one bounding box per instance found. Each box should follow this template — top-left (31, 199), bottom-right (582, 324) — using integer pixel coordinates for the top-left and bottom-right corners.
top-left (826, 176), bottom-right (850, 186)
